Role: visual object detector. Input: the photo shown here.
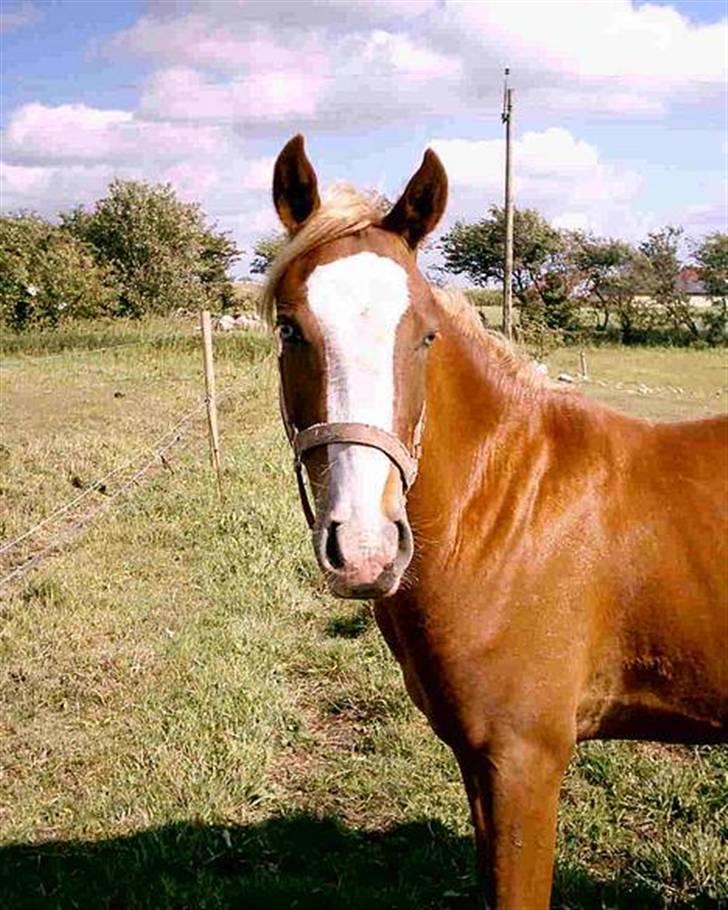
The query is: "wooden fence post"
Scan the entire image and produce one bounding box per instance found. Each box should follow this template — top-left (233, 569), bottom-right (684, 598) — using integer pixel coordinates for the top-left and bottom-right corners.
top-left (580, 350), bottom-right (589, 382)
top-left (200, 310), bottom-right (223, 498)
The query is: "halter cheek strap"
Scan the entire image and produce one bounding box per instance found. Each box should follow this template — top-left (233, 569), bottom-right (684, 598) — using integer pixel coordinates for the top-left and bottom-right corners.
top-left (278, 381), bottom-right (424, 530)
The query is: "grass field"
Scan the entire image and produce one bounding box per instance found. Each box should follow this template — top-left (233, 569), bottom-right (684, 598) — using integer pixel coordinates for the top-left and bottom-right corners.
top-left (1, 319), bottom-right (726, 909)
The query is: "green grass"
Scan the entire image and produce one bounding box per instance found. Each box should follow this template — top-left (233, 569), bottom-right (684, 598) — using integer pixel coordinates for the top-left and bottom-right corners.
top-left (544, 345), bottom-right (727, 420)
top-left (1, 321), bottom-right (726, 909)
top-left (0, 315), bottom-right (200, 358)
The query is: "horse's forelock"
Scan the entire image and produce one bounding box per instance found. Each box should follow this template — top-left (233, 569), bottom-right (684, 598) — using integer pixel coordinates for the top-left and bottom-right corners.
top-left (260, 184), bottom-right (383, 325)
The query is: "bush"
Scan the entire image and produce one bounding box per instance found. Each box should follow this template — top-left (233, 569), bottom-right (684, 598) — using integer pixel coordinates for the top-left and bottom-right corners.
top-left (464, 287), bottom-right (501, 309)
top-left (231, 281), bottom-right (262, 314)
top-left (693, 233), bottom-right (727, 344)
top-left (250, 232), bottom-right (287, 276)
top-left (61, 180), bottom-right (239, 318)
top-left (0, 213), bottom-right (118, 330)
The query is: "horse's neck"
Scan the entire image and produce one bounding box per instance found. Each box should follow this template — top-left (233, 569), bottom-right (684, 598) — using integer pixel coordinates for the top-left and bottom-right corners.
top-left (427, 319), bottom-right (545, 461)
top-left (409, 321), bottom-right (549, 541)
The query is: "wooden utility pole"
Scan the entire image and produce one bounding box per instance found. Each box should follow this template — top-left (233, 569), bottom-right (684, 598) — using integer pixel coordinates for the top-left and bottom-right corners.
top-left (199, 310), bottom-right (224, 498)
top-left (502, 68), bottom-right (514, 341)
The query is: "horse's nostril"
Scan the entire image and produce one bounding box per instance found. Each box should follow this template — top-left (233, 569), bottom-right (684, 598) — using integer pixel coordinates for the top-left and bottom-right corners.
top-left (325, 522), bottom-right (345, 570)
top-left (395, 519), bottom-right (414, 569)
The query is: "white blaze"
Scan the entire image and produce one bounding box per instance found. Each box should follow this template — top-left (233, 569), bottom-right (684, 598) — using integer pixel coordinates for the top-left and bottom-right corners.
top-left (306, 251), bottom-right (410, 525)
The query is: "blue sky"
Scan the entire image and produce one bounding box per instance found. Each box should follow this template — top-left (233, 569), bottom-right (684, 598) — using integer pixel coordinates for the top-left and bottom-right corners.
top-left (1, 0), bottom-right (726, 273)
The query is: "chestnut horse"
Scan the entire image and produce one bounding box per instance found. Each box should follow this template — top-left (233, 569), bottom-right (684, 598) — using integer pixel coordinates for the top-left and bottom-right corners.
top-left (262, 135), bottom-right (728, 908)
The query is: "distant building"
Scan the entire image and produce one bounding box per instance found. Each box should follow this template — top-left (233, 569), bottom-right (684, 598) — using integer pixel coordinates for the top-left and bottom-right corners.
top-left (677, 267), bottom-right (712, 308)
top-left (630, 267), bottom-right (714, 310)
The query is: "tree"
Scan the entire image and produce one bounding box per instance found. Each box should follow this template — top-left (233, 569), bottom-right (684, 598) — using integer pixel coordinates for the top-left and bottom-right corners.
top-left (0, 213), bottom-right (118, 330)
top-left (439, 206), bottom-right (581, 333)
top-left (693, 232), bottom-right (727, 344)
top-left (250, 232), bottom-right (287, 276)
top-left (440, 206), bottom-right (561, 291)
top-left (694, 232), bottom-right (728, 299)
top-left (61, 180), bottom-right (239, 317)
top-left (570, 235), bottom-right (648, 338)
top-left (639, 226), bottom-right (699, 339)
top-left (197, 230), bottom-right (239, 310)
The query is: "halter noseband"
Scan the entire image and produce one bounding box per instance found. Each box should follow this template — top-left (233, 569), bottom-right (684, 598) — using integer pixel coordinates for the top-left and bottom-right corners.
top-left (278, 382), bottom-right (423, 530)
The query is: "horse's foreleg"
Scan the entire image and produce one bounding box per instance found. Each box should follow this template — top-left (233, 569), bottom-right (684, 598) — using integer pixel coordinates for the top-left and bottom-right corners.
top-left (456, 732), bottom-right (572, 910)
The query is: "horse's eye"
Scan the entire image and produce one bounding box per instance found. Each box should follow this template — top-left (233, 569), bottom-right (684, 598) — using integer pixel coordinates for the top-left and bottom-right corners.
top-left (277, 321), bottom-right (305, 344)
top-left (422, 331), bottom-right (439, 349)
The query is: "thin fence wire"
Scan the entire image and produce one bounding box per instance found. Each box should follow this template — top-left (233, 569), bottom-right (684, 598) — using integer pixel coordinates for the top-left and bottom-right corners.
top-left (0, 402), bottom-right (207, 558)
top-left (0, 423), bottom-right (200, 589)
top-left (0, 370), bottom-right (250, 590)
top-left (1, 332), bottom-right (198, 366)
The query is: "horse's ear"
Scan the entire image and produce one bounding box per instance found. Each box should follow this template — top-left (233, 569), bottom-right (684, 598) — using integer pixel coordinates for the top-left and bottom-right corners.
top-left (272, 134), bottom-right (321, 235)
top-left (381, 149), bottom-right (448, 249)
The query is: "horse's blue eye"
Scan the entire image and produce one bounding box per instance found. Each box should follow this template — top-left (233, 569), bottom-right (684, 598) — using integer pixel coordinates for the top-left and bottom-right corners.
top-left (278, 322), bottom-right (304, 344)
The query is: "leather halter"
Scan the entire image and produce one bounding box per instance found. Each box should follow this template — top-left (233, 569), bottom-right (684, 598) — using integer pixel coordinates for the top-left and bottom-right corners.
top-left (278, 381), bottom-right (424, 529)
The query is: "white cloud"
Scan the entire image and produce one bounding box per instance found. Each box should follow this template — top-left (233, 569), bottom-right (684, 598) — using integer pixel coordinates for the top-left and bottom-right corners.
top-left (551, 212), bottom-right (591, 232)
top-left (129, 24), bottom-right (463, 129)
top-left (444, 0), bottom-right (723, 80)
top-left (431, 128), bottom-right (625, 191)
top-left (4, 104), bottom-right (131, 165)
top-left (431, 128), bottom-right (644, 237)
top-left (0, 160), bottom-right (115, 215)
top-left (112, 1), bottom-right (439, 59)
top-left (518, 129), bottom-right (599, 178)
top-left (101, 0), bottom-right (725, 127)
top-left (139, 67), bottom-right (327, 124)
top-left (437, 0), bottom-right (726, 114)
top-left (2, 2), bottom-right (724, 265)
top-left (358, 30), bottom-right (461, 78)
top-left (1, 161), bottom-right (55, 199)
top-left (240, 157), bottom-right (274, 192)
top-left (107, 14), bottom-right (331, 76)
top-left (670, 191), bottom-right (728, 239)
top-left (3, 103), bottom-right (236, 166)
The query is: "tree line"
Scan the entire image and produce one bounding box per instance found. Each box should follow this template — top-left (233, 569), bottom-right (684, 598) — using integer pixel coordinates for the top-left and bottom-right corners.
top-left (1, 180), bottom-right (239, 330)
top-left (252, 207), bottom-right (726, 346)
top-left (2, 178), bottom-right (725, 347)
top-left (438, 207), bottom-right (727, 346)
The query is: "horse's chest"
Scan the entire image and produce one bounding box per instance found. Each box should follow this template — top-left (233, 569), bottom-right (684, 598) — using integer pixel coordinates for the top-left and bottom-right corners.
top-left (374, 593), bottom-right (517, 745)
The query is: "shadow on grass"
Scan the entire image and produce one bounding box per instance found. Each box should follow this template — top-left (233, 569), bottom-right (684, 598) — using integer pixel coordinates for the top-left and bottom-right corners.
top-left (325, 606), bottom-right (372, 640)
top-left (0, 813), bottom-right (721, 910)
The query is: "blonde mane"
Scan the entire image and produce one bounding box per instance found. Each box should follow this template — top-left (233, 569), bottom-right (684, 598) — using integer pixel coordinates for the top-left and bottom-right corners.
top-left (433, 288), bottom-right (555, 391)
top-left (259, 184), bottom-right (383, 325)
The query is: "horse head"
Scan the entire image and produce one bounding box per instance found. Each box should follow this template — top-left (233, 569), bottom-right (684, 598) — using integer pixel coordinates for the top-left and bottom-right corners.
top-left (265, 135), bottom-right (448, 599)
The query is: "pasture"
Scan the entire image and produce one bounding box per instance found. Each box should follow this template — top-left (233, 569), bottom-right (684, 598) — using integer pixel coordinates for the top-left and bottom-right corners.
top-left (0, 319), bottom-right (726, 909)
